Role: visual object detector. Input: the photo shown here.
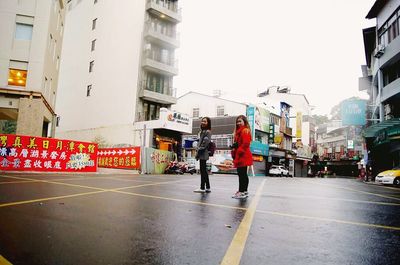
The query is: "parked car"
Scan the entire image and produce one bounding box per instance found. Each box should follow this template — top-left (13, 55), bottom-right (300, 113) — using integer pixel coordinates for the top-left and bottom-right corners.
top-left (269, 165), bottom-right (290, 177)
top-left (375, 167), bottom-right (400, 186)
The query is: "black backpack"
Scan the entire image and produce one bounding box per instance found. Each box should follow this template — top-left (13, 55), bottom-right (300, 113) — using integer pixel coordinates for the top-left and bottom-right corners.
top-left (208, 141), bottom-right (216, 156)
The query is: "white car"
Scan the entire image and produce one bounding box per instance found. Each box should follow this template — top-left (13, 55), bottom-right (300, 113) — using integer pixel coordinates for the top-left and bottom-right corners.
top-left (375, 167), bottom-right (400, 186)
top-left (269, 165), bottom-right (290, 177)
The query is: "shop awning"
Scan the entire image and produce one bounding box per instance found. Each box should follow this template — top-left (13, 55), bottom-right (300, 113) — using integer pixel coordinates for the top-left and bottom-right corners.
top-left (363, 118), bottom-right (400, 138)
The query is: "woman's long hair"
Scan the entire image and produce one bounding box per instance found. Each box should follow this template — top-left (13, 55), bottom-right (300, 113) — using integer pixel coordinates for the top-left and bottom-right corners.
top-left (234, 115), bottom-right (251, 138)
top-left (201, 116), bottom-right (211, 130)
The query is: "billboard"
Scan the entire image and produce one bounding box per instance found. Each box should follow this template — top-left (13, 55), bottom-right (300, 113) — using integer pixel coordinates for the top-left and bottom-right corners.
top-left (247, 105), bottom-right (270, 138)
top-left (97, 147), bottom-right (140, 169)
top-left (0, 134), bottom-right (98, 172)
top-left (341, 100), bottom-right (366, 126)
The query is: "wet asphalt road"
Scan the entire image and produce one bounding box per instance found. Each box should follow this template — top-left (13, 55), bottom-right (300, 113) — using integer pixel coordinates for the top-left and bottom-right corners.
top-left (0, 172), bottom-right (399, 265)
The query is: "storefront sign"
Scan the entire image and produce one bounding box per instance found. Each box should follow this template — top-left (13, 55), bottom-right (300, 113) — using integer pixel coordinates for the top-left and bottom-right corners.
top-left (250, 141), bottom-right (269, 156)
top-left (160, 108), bottom-right (192, 133)
top-left (341, 100), bottom-right (366, 126)
top-left (0, 134), bottom-right (97, 172)
top-left (97, 147), bottom-right (140, 169)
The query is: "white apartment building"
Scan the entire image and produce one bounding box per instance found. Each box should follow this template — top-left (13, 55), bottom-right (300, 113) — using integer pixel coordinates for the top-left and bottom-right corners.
top-left (56, 0), bottom-right (183, 148)
top-left (0, 0), bottom-right (66, 136)
top-left (172, 91), bottom-right (247, 118)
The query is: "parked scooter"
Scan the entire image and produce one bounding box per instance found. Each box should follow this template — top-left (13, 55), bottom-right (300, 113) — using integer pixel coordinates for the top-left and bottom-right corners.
top-left (165, 161), bottom-right (196, 175)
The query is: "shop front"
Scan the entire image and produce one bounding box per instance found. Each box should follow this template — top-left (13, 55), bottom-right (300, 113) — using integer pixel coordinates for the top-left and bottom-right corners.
top-left (133, 108), bottom-right (192, 174)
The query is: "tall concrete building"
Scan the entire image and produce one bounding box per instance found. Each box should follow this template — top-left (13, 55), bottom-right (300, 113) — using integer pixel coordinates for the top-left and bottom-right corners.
top-left (0, 0), bottom-right (67, 137)
top-left (361, 0), bottom-right (400, 173)
top-left (56, 0), bottom-right (182, 148)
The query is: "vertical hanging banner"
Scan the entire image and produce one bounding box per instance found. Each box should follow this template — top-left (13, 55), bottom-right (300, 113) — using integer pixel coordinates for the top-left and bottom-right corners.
top-left (97, 147), bottom-right (141, 169)
top-left (296, 112), bottom-right (302, 138)
top-left (246, 105), bottom-right (256, 139)
top-left (0, 134), bottom-right (98, 172)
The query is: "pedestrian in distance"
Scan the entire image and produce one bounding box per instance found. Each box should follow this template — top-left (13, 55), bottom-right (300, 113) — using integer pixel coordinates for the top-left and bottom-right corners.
top-left (194, 117), bottom-right (212, 193)
top-left (231, 115), bottom-right (253, 199)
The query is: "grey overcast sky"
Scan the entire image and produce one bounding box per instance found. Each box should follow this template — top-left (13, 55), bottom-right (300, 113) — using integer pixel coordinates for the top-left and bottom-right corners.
top-left (174, 0), bottom-right (377, 116)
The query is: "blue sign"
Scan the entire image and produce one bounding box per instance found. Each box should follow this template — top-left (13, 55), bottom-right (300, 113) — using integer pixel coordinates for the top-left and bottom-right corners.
top-left (250, 141), bottom-right (269, 156)
top-left (246, 106), bottom-right (256, 139)
top-left (341, 100), bottom-right (366, 126)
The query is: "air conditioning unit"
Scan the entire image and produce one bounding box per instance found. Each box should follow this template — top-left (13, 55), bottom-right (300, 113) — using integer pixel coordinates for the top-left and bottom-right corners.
top-left (374, 44), bottom-right (385, 58)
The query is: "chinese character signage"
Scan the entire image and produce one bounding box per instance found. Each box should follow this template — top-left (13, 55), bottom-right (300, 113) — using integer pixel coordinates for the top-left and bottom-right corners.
top-left (296, 112), bottom-right (302, 138)
top-left (97, 147), bottom-right (141, 169)
top-left (341, 100), bottom-right (366, 126)
top-left (0, 134), bottom-right (98, 172)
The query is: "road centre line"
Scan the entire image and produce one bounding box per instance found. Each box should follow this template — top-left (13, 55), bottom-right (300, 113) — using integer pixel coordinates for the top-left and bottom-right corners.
top-left (255, 209), bottom-right (400, 231)
top-left (260, 192), bottom-right (400, 206)
top-left (0, 255), bottom-right (12, 265)
top-left (220, 179), bottom-right (266, 265)
top-left (300, 179), bottom-right (400, 201)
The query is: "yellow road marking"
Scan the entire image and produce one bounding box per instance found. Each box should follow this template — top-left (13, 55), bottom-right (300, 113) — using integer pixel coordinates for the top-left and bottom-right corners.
top-left (0, 255), bottom-right (12, 265)
top-left (256, 209), bottom-right (400, 231)
top-left (261, 192), bottom-right (400, 206)
top-left (0, 180), bottom-right (38, 185)
top-left (113, 190), bottom-right (248, 211)
top-left (300, 179), bottom-right (400, 201)
top-left (0, 191), bottom-right (105, 208)
top-left (221, 179), bottom-right (266, 265)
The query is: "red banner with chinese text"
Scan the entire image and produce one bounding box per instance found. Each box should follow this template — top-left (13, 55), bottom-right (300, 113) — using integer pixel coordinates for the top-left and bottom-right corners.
top-left (0, 134), bottom-right (98, 172)
top-left (97, 147), bottom-right (141, 169)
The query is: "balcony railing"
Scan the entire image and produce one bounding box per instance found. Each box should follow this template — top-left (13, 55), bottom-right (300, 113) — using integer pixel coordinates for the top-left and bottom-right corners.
top-left (143, 51), bottom-right (178, 68)
top-left (141, 81), bottom-right (177, 97)
top-left (147, 0), bottom-right (181, 15)
top-left (144, 22), bottom-right (180, 48)
top-left (144, 22), bottom-right (180, 40)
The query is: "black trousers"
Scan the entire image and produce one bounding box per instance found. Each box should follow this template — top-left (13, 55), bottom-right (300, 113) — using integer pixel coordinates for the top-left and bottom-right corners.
top-left (200, 159), bottom-right (210, 189)
top-left (237, 166), bottom-right (249, 192)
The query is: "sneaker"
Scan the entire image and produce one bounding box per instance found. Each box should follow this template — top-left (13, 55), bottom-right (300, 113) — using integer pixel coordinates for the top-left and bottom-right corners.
top-left (232, 192), bottom-right (246, 199)
top-left (193, 188), bottom-right (206, 193)
top-left (205, 188), bottom-right (211, 193)
top-left (243, 191), bottom-right (249, 196)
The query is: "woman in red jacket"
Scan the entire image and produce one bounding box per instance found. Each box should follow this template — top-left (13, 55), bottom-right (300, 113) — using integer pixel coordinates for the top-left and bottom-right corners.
top-left (231, 115), bottom-right (253, 199)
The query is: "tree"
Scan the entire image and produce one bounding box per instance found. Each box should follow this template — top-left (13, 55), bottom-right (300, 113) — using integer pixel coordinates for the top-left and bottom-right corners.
top-left (312, 115), bottom-right (329, 126)
top-left (0, 120), bottom-right (17, 134)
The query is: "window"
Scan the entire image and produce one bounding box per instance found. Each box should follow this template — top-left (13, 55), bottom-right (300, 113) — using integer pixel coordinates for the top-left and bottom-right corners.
top-left (92, 18), bottom-right (97, 30)
top-left (146, 73), bottom-right (166, 94)
top-left (193, 108), bottom-right (199, 118)
top-left (143, 101), bottom-right (167, 121)
top-left (15, 23), bottom-right (33, 40)
top-left (91, 39), bottom-right (96, 51)
top-left (8, 61), bottom-right (28, 87)
top-left (217, 105), bottom-right (224, 116)
top-left (87, 85), bottom-right (92, 96)
top-left (56, 116), bottom-right (60, 127)
top-left (89, 61), bottom-right (94, 72)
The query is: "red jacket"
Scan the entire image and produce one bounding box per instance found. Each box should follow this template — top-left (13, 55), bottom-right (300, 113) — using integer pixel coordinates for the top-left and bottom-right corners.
top-left (232, 126), bottom-right (253, 168)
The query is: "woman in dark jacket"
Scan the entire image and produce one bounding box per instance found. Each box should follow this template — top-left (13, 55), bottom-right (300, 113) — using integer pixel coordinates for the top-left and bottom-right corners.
top-left (194, 117), bottom-right (212, 193)
top-left (231, 115), bottom-right (253, 199)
